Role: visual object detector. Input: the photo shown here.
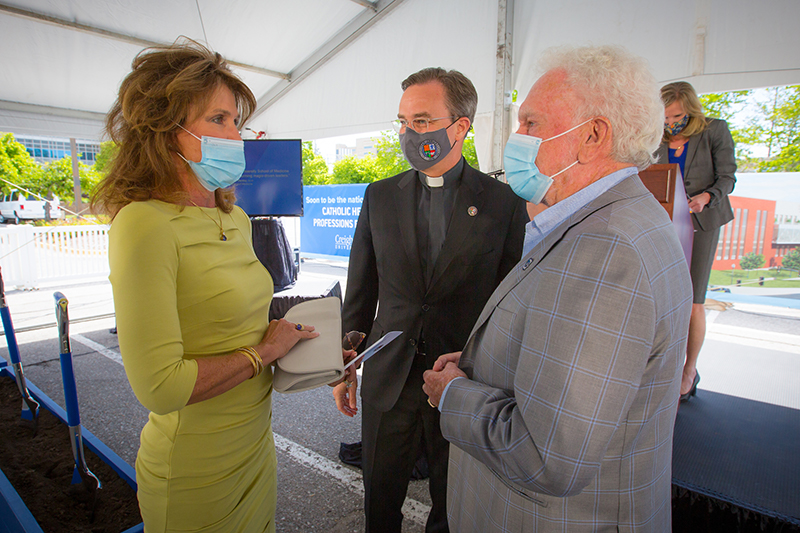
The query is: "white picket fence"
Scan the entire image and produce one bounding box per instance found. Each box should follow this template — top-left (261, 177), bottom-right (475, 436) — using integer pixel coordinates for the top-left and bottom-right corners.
top-left (0, 225), bottom-right (110, 289)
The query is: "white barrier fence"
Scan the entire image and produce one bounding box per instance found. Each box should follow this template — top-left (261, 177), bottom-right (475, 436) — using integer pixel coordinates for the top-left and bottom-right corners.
top-left (0, 225), bottom-right (110, 289)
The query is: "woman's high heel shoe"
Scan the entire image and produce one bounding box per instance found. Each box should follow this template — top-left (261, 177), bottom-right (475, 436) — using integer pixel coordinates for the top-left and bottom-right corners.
top-left (679, 371), bottom-right (700, 402)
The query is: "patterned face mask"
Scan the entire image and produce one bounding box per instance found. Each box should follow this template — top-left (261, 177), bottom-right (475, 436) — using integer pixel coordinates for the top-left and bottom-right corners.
top-left (665, 114), bottom-right (689, 136)
top-left (399, 121), bottom-right (458, 172)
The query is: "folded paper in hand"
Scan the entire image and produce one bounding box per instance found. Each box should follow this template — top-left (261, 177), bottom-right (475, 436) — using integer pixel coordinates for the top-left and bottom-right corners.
top-left (273, 296), bottom-right (343, 393)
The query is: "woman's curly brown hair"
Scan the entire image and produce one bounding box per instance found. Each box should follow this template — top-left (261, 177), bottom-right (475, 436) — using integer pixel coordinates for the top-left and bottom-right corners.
top-left (91, 38), bottom-right (256, 218)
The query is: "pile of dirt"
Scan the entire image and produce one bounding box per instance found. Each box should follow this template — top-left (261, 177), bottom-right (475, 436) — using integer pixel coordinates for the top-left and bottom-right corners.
top-left (0, 375), bottom-right (142, 532)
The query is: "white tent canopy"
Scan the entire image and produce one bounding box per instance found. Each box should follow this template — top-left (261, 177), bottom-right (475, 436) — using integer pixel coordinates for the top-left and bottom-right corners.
top-left (2, 0), bottom-right (799, 171)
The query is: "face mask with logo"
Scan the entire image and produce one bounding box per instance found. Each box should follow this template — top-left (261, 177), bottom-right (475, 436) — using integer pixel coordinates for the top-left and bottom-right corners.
top-left (503, 118), bottom-right (593, 204)
top-left (665, 114), bottom-right (689, 136)
top-left (176, 124), bottom-right (246, 191)
top-left (399, 122), bottom-right (457, 172)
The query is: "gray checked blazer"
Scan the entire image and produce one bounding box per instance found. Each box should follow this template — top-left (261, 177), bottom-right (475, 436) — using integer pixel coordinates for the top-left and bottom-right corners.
top-left (440, 175), bottom-right (693, 532)
top-left (655, 118), bottom-right (737, 232)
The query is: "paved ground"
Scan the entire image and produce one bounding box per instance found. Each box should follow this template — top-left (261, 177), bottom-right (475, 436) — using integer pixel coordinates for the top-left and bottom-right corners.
top-left (2, 258), bottom-right (800, 531)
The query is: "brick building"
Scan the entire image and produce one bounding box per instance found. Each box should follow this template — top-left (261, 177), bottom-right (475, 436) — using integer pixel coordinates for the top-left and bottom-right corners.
top-left (711, 196), bottom-right (776, 271)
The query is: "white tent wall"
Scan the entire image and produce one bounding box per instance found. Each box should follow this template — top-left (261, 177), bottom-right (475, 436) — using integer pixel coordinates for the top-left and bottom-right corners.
top-left (1, 0), bottom-right (799, 171)
top-left (248, 0), bottom-right (500, 141)
top-left (513, 0), bottom-right (800, 97)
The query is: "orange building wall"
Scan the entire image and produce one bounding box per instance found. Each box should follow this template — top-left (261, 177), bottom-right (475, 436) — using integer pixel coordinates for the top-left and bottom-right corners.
top-left (710, 196), bottom-right (776, 271)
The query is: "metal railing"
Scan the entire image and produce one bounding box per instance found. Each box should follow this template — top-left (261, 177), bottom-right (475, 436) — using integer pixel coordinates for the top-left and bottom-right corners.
top-left (0, 225), bottom-right (110, 289)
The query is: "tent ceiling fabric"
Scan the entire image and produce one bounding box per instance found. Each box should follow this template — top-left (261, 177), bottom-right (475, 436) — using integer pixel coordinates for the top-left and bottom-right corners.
top-left (1, 0), bottom-right (799, 147)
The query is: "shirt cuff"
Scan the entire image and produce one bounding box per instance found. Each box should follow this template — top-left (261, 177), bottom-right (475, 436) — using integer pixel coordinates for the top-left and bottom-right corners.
top-left (438, 376), bottom-right (466, 412)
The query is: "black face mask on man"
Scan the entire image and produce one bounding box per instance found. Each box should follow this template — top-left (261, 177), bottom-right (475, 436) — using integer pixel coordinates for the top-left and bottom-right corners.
top-left (399, 120), bottom-right (459, 172)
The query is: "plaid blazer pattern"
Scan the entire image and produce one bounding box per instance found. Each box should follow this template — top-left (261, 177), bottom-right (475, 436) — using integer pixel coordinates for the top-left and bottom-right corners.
top-left (440, 176), bottom-right (693, 532)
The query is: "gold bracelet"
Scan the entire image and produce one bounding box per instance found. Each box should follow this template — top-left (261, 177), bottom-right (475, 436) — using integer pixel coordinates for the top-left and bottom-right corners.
top-left (235, 347), bottom-right (264, 379)
top-left (243, 347), bottom-right (264, 378)
top-left (236, 348), bottom-right (258, 378)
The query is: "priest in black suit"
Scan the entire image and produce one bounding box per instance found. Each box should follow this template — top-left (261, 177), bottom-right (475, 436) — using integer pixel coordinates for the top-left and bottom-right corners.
top-left (332, 67), bottom-right (527, 533)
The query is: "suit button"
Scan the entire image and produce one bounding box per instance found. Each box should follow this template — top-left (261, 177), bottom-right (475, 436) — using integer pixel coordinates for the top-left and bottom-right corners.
top-left (422, 304), bottom-right (430, 312)
top-left (409, 339), bottom-right (417, 347)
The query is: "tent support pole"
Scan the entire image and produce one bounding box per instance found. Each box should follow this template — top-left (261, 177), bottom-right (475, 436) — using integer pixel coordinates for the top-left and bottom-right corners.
top-left (490, 0), bottom-right (514, 176)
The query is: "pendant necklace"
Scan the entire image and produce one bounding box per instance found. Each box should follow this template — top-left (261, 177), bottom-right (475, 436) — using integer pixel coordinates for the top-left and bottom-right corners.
top-left (190, 200), bottom-right (227, 241)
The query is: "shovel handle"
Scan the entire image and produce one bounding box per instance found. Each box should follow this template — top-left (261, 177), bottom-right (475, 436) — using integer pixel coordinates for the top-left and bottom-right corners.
top-left (0, 269), bottom-right (20, 365)
top-left (0, 306), bottom-right (22, 366)
top-left (54, 292), bottom-right (80, 427)
top-left (54, 292), bottom-right (71, 354)
top-left (0, 266), bottom-right (7, 306)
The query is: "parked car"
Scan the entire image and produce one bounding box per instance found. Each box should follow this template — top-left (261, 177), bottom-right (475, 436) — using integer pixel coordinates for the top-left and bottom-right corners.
top-left (708, 285), bottom-right (731, 293)
top-left (0, 191), bottom-right (64, 223)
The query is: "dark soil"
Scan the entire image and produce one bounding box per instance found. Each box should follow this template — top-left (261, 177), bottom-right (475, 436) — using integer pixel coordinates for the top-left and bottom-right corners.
top-left (0, 375), bottom-right (142, 532)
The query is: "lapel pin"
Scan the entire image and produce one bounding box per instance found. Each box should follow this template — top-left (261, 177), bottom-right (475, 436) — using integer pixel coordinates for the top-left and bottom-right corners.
top-left (522, 257), bottom-right (534, 270)
top-left (467, 206), bottom-right (478, 217)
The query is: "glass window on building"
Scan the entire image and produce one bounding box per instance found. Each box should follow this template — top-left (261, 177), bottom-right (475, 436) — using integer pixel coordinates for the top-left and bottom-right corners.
top-left (753, 211), bottom-right (761, 252)
top-left (731, 209), bottom-right (741, 260)
top-left (723, 221), bottom-right (732, 260)
top-left (738, 209), bottom-right (748, 258)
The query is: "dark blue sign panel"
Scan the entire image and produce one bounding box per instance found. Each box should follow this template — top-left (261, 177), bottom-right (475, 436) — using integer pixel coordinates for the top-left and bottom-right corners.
top-left (301, 184), bottom-right (368, 257)
top-left (235, 140), bottom-right (303, 216)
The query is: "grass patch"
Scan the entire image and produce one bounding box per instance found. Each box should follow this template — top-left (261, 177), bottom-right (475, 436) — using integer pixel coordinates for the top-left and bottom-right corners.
top-left (709, 268), bottom-right (800, 289)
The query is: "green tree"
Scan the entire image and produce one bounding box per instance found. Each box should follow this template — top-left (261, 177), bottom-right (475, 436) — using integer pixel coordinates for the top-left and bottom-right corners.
top-left (302, 141), bottom-right (331, 185)
top-left (700, 90), bottom-right (751, 123)
top-left (331, 155), bottom-right (382, 184)
top-left (700, 90), bottom-right (761, 170)
top-left (37, 156), bottom-right (102, 203)
top-left (739, 252), bottom-right (764, 271)
top-left (758, 86), bottom-right (800, 172)
top-left (782, 249), bottom-right (800, 272)
top-left (462, 133), bottom-right (480, 169)
top-left (0, 132), bottom-right (43, 194)
top-left (374, 131), bottom-right (410, 177)
top-left (93, 141), bottom-right (119, 176)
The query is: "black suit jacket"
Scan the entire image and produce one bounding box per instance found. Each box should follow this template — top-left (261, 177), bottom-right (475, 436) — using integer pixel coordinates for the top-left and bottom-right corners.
top-left (343, 163), bottom-right (527, 412)
top-left (656, 117), bottom-right (737, 232)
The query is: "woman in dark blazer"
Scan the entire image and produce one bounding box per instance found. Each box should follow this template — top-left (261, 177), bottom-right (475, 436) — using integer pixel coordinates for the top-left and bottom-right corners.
top-left (657, 81), bottom-right (736, 402)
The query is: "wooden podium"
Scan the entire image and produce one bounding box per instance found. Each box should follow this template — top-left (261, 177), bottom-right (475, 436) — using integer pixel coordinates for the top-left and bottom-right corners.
top-left (640, 163), bottom-right (693, 265)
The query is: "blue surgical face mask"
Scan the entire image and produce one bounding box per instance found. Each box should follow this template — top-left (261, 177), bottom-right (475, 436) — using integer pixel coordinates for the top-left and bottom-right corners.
top-left (503, 118), bottom-right (592, 204)
top-left (176, 124), bottom-right (246, 191)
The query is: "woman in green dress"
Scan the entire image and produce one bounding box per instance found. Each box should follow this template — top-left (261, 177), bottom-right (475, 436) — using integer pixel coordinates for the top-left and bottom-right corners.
top-left (92, 40), bottom-right (353, 532)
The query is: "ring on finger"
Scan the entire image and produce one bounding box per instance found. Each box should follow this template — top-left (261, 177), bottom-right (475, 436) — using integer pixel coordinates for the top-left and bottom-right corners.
top-left (296, 323), bottom-right (304, 331)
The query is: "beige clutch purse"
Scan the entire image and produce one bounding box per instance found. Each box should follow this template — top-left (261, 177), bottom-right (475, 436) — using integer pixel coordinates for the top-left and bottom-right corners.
top-left (273, 296), bottom-right (344, 393)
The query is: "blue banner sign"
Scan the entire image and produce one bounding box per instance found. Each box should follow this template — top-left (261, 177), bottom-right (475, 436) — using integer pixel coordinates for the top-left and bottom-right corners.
top-left (235, 140), bottom-right (303, 216)
top-left (301, 184), bottom-right (367, 257)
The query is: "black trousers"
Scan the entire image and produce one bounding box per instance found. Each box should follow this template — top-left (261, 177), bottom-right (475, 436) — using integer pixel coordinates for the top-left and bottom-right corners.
top-left (361, 354), bottom-right (450, 533)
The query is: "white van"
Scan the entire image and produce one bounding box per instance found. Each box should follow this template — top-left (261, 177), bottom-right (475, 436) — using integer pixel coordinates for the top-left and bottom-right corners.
top-left (0, 191), bottom-right (63, 223)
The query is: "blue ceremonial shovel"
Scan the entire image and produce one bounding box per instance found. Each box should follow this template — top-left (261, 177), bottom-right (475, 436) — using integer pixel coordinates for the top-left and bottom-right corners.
top-left (0, 267), bottom-right (40, 433)
top-left (54, 291), bottom-right (102, 502)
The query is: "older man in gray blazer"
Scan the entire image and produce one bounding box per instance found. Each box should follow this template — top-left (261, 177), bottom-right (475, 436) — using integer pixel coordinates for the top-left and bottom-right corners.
top-left (423, 45), bottom-right (693, 532)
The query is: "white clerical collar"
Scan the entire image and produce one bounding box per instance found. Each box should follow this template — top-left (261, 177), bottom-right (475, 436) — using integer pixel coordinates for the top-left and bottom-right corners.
top-left (426, 175), bottom-right (444, 188)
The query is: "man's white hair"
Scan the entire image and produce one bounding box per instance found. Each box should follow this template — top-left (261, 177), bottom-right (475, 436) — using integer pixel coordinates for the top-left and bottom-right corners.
top-left (539, 45), bottom-right (664, 170)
